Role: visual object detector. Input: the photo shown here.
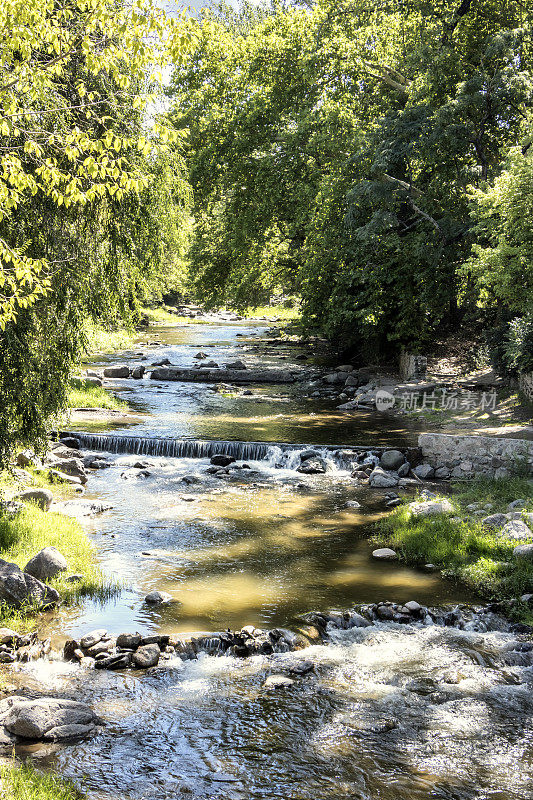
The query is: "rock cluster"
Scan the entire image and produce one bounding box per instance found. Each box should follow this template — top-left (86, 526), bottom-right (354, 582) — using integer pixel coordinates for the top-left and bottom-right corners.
top-left (65, 625), bottom-right (312, 670)
top-left (0, 628), bottom-right (51, 664)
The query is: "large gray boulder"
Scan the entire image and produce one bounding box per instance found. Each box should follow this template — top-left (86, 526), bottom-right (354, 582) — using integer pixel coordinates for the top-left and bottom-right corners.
top-left (24, 547), bottom-right (67, 581)
top-left (513, 543), bottom-right (533, 561)
top-left (372, 548), bottom-right (398, 560)
top-left (132, 643), bottom-right (160, 668)
top-left (210, 454), bottom-right (236, 467)
top-left (17, 488), bottom-right (53, 512)
top-left (369, 467), bottom-right (399, 488)
top-left (103, 365), bottom-right (130, 378)
top-left (413, 464), bottom-right (435, 480)
top-left (409, 499), bottom-right (453, 517)
top-left (481, 513), bottom-right (508, 530)
top-left (2, 696), bottom-right (99, 740)
top-left (0, 558), bottom-right (60, 608)
top-left (49, 458), bottom-right (88, 484)
top-left (380, 450), bottom-right (405, 471)
top-left (500, 520), bottom-right (533, 541)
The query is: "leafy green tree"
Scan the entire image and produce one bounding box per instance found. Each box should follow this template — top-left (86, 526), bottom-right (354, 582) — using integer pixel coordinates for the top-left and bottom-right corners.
top-left (171, 0), bottom-right (532, 361)
top-left (0, 1), bottom-right (192, 464)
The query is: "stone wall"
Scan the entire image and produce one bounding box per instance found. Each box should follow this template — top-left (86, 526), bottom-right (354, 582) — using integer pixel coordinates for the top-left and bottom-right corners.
top-left (418, 433), bottom-right (533, 479)
top-left (519, 372), bottom-right (533, 403)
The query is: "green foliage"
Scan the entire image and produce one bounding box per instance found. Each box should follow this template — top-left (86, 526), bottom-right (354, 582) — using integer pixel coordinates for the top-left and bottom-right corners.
top-left (170, 0), bottom-right (532, 360)
top-left (0, 2), bottom-right (193, 465)
top-left (66, 379), bottom-right (127, 410)
top-left (0, 761), bottom-right (84, 800)
top-left (375, 478), bottom-right (533, 610)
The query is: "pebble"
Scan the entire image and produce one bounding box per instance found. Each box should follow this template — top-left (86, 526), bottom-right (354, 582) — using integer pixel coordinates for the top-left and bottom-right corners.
top-left (263, 675), bottom-right (294, 689)
top-left (372, 548), bottom-right (398, 560)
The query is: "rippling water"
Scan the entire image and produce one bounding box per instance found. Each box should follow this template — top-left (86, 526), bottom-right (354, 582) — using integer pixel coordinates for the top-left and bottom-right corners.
top-left (11, 322), bottom-right (532, 799)
top-left (18, 622), bottom-right (533, 799)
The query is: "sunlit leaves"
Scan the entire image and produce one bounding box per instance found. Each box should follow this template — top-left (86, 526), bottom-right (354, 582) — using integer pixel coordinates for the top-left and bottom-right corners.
top-left (0, 0), bottom-right (191, 326)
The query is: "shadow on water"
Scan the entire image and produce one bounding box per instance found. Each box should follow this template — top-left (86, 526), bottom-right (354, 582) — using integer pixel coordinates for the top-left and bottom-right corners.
top-left (17, 323), bottom-right (531, 800)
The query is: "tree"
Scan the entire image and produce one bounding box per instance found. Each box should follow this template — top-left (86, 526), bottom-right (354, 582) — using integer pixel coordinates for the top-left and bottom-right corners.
top-left (0, 1), bottom-right (193, 464)
top-left (171, 0), bottom-right (532, 361)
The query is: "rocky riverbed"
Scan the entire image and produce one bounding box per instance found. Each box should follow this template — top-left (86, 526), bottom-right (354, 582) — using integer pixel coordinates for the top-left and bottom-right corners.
top-left (1, 320), bottom-right (532, 799)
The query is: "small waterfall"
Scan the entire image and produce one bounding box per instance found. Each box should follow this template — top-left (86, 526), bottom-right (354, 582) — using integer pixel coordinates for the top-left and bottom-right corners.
top-left (64, 432), bottom-right (382, 467)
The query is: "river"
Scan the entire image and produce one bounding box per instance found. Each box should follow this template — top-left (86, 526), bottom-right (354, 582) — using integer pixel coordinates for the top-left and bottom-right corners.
top-left (12, 322), bottom-right (533, 800)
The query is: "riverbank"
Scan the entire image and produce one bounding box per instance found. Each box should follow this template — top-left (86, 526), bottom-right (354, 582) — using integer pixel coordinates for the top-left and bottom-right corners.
top-left (0, 760), bottom-right (84, 800)
top-left (374, 476), bottom-right (533, 622)
top-left (0, 468), bottom-right (116, 632)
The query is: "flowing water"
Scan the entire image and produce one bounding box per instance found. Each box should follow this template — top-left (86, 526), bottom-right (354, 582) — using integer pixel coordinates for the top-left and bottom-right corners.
top-left (9, 322), bottom-right (533, 799)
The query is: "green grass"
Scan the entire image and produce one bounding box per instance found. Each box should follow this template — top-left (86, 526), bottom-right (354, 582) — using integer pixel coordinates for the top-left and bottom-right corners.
top-left (0, 503), bottom-right (118, 631)
top-left (374, 477), bottom-right (533, 618)
top-left (140, 305), bottom-right (190, 325)
top-left (0, 761), bottom-right (84, 800)
top-left (67, 379), bottom-right (128, 411)
top-left (83, 321), bottom-right (136, 354)
top-left (242, 304), bottom-right (301, 321)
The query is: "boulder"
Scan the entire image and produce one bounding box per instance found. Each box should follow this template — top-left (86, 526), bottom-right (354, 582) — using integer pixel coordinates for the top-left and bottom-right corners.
top-left (500, 520), bottom-right (533, 541)
top-left (50, 458), bottom-right (87, 484)
top-left (82, 376), bottom-right (103, 388)
top-left (508, 500), bottom-right (527, 511)
top-left (17, 488), bottom-right (53, 512)
top-left (80, 629), bottom-right (107, 649)
top-left (344, 374), bottom-right (360, 387)
top-left (58, 437), bottom-right (81, 450)
top-left (55, 501), bottom-right (113, 520)
top-left (413, 464), bottom-right (435, 480)
top-left (380, 450), bottom-right (405, 471)
top-left (210, 454), bottom-right (236, 467)
top-left (297, 457), bottom-right (328, 475)
top-left (131, 366), bottom-right (145, 379)
top-left (299, 449), bottom-right (321, 462)
top-left (513, 543), bottom-right (533, 561)
top-left (24, 547), bottom-right (67, 581)
top-left (103, 365), bottom-right (130, 378)
top-left (116, 632), bottom-right (142, 650)
top-left (408, 499), bottom-right (453, 517)
top-left (0, 627), bottom-right (20, 646)
top-left (48, 469), bottom-right (82, 485)
top-left (263, 675), bottom-right (294, 689)
top-left (481, 513), bottom-right (508, 530)
top-left (372, 548), bottom-right (397, 560)
top-left (225, 360), bottom-right (247, 370)
top-left (145, 590), bottom-right (172, 604)
top-left (368, 467), bottom-right (399, 488)
top-left (398, 462), bottom-right (411, 477)
top-left (16, 451), bottom-right (34, 468)
top-left (132, 643), bottom-right (160, 668)
top-left (0, 558), bottom-right (59, 608)
top-left (2, 697), bottom-right (99, 740)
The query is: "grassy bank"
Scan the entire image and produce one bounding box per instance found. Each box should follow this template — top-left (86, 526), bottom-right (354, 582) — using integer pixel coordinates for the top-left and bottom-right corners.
top-left (243, 304), bottom-right (301, 321)
top-left (83, 321), bottom-right (136, 354)
top-left (375, 477), bottom-right (533, 618)
top-left (0, 485), bottom-right (117, 630)
top-left (67, 379), bottom-right (128, 411)
top-left (0, 761), bottom-right (84, 800)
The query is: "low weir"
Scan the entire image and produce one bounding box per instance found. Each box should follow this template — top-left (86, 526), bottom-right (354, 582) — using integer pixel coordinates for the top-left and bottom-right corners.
top-left (60, 431), bottom-right (388, 464)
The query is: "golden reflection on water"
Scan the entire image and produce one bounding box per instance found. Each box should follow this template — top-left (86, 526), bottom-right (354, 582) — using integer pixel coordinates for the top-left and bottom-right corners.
top-left (130, 484), bottom-right (471, 633)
